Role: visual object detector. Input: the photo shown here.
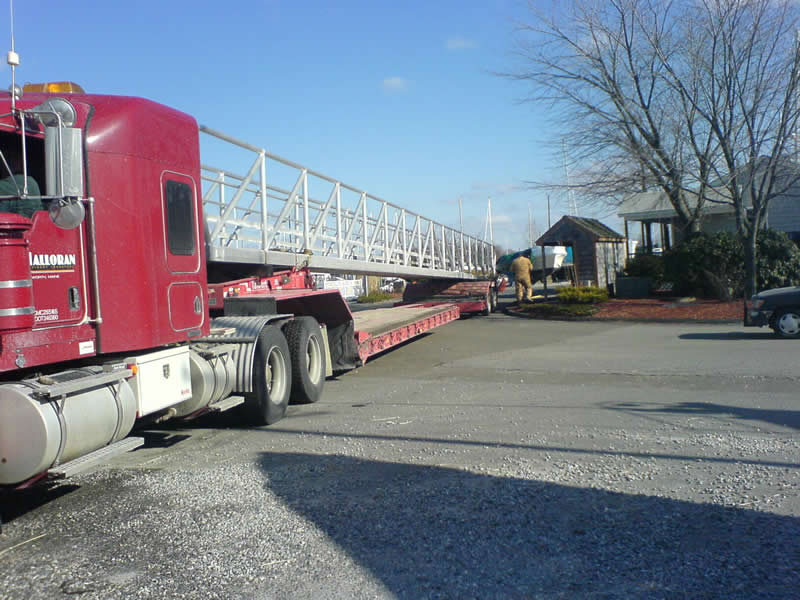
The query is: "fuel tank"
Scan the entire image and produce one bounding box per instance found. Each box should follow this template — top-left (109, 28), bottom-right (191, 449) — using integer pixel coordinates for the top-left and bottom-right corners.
top-left (0, 374), bottom-right (137, 485)
top-left (172, 348), bottom-right (236, 418)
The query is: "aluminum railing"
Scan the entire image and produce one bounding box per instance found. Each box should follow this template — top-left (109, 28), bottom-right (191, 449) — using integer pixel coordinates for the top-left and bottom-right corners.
top-left (199, 126), bottom-right (494, 279)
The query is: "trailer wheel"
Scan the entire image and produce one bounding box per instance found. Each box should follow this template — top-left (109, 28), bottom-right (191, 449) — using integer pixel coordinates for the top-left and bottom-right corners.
top-left (283, 317), bottom-right (326, 404)
top-left (244, 325), bottom-right (292, 425)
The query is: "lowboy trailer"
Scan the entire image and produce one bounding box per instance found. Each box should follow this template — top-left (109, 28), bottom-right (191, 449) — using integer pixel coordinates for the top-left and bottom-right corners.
top-left (0, 80), bottom-right (499, 496)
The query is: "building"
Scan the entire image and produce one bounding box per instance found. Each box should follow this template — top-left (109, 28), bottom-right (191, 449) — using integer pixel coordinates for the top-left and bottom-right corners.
top-left (536, 216), bottom-right (626, 289)
top-left (618, 160), bottom-right (800, 252)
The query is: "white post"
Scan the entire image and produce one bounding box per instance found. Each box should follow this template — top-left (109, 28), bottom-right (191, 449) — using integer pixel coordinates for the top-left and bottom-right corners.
top-left (417, 217), bottom-right (422, 267)
top-left (335, 184), bottom-right (342, 259)
top-left (361, 192), bottom-right (368, 261)
top-left (259, 154), bottom-right (268, 252)
top-left (302, 170), bottom-right (309, 251)
top-left (383, 203), bottom-right (389, 263)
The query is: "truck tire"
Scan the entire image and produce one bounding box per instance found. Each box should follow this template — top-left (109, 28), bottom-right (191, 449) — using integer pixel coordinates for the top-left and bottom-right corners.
top-left (244, 325), bottom-right (292, 425)
top-left (773, 309), bottom-right (800, 338)
top-left (283, 316), bottom-right (326, 404)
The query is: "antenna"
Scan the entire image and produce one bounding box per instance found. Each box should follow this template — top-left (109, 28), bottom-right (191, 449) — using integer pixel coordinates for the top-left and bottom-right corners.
top-left (7, 0), bottom-right (19, 110)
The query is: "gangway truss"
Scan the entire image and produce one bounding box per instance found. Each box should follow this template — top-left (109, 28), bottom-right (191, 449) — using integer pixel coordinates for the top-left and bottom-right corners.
top-left (200, 126), bottom-right (495, 280)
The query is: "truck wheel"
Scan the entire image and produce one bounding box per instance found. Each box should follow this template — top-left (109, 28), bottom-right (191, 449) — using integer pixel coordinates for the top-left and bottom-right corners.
top-left (774, 309), bottom-right (800, 338)
top-left (244, 325), bottom-right (291, 425)
top-left (283, 317), bottom-right (326, 404)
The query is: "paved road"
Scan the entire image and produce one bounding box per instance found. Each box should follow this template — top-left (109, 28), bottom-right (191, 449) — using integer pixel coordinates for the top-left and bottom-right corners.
top-left (1, 299), bottom-right (798, 599)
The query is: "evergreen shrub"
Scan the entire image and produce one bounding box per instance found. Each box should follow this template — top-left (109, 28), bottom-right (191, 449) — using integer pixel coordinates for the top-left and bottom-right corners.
top-left (557, 286), bottom-right (609, 304)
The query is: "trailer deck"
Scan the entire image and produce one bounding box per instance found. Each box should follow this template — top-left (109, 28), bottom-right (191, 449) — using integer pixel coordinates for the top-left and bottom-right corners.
top-left (210, 268), bottom-right (466, 366)
top-left (352, 303), bottom-right (460, 363)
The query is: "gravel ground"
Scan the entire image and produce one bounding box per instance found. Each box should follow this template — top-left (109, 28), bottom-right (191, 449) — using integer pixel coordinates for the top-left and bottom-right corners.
top-left (1, 310), bottom-right (798, 599)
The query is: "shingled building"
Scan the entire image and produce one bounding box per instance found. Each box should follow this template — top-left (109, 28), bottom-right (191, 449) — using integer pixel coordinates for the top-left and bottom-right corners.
top-left (536, 216), bottom-right (627, 289)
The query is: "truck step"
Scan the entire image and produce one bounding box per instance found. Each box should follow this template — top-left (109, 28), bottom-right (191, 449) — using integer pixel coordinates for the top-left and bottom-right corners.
top-left (32, 368), bottom-right (133, 399)
top-left (208, 395), bottom-right (245, 412)
top-left (48, 437), bottom-right (144, 479)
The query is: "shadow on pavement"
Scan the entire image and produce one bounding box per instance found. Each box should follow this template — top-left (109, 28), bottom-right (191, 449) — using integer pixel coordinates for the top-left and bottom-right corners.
top-left (608, 400), bottom-right (800, 431)
top-left (259, 452), bottom-right (799, 599)
top-left (0, 483), bottom-right (80, 533)
top-left (266, 428), bottom-right (799, 469)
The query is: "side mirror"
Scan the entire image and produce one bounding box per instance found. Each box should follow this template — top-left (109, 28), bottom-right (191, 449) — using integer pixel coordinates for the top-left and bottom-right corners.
top-left (48, 197), bottom-right (85, 229)
top-left (45, 127), bottom-right (84, 198)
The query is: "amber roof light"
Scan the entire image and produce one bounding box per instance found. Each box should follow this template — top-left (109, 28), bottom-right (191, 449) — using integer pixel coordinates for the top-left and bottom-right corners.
top-left (22, 81), bottom-right (85, 93)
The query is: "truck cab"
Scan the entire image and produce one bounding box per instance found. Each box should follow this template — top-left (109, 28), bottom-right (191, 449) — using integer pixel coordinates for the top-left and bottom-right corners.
top-left (0, 88), bottom-right (209, 374)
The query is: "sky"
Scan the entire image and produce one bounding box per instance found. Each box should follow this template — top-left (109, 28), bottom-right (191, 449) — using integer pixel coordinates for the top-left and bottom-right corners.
top-left (2, 0), bottom-right (620, 252)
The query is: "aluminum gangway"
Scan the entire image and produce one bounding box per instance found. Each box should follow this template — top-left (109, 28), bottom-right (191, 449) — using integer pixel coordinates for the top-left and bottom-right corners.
top-left (200, 126), bottom-right (495, 280)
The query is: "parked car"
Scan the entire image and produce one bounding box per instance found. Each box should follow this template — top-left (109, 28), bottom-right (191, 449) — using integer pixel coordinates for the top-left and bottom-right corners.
top-left (744, 286), bottom-right (800, 337)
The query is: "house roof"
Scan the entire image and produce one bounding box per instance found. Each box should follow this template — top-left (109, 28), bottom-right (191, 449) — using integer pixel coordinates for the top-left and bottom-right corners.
top-left (616, 157), bottom-right (800, 223)
top-left (536, 215), bottom-right (625, 246)
top-left (616, 189), bottom-right (736, 221)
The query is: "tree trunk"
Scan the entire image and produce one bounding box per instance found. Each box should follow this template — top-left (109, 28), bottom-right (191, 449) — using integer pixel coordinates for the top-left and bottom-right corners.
top-left (743, 233), bottom-right (758, 299)
top-left (672, 209), bottom-right (702, 239)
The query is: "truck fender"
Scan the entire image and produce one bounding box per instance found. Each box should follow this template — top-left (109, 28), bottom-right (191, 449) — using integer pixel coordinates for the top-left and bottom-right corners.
top-left (207, 315), bottom-right (292, 393)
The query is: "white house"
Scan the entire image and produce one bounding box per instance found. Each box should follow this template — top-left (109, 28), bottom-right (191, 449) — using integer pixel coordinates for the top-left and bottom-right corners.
top-left (617, 162), bottom-right (800, 252)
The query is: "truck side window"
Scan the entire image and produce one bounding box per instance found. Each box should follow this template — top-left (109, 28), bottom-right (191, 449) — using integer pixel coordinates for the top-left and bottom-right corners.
top-left (165, 179), bottom-right (195, 256)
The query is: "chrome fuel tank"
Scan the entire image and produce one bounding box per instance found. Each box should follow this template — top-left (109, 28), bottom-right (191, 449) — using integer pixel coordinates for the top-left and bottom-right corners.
top-left (0, 374), bottom-right (136, 485)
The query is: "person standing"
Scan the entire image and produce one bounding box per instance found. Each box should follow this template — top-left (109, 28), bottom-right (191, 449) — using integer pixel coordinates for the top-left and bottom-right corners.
top-left (511, 252), bottom-right (533, 302)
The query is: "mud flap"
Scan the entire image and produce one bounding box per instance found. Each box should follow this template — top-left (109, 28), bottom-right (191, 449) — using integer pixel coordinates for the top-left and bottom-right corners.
top-left (326, 319), bottom-right (361, 372)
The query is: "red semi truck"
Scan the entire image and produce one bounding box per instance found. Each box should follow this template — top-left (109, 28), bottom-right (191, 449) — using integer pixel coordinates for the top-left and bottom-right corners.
top-left (0, 83), bottom-right (499, 491)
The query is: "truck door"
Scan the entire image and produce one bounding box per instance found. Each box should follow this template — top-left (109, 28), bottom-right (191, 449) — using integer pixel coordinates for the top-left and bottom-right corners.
top-left (28, 212), bottom-right (89, 329)
top-left (160, 171), bottom-right (204, 333)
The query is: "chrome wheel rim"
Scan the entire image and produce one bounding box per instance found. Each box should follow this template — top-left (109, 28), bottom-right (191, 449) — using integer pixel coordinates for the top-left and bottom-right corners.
top-left (265, 346), bottom-right (288, 403)
top-left (306, 335), bottom-right (323, 384)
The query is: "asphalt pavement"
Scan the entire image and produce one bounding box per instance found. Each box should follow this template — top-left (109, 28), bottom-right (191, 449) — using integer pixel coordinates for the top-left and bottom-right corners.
top-left (1, 292), bottom-right (798, 599)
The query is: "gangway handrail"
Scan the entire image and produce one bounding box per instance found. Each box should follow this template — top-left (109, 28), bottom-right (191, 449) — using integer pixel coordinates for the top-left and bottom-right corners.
top-left (199, 125), bottom-right (495, 280)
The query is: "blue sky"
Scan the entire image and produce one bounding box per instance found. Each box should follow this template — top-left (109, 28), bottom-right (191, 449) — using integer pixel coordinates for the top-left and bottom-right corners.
top-left (3, 0), bottom-right (617, 251)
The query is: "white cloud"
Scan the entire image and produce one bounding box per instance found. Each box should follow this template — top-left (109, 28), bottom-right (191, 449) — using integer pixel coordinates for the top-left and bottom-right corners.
top-left (446, 37), bottom-right (477, 51)
top-left (382, 76), bottom-right (410, 92)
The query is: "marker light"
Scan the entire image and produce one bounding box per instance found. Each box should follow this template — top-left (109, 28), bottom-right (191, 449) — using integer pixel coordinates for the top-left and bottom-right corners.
top-left (23, 81), bottom-right (85, 94)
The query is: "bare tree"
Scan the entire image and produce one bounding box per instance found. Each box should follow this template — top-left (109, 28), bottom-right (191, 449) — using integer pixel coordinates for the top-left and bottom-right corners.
top-left (671, 0), bottom-right (800, 296)
top-left (508, 0), bottom-right (711, 232)
top-left (509, 0), bottom-right (800, 296)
